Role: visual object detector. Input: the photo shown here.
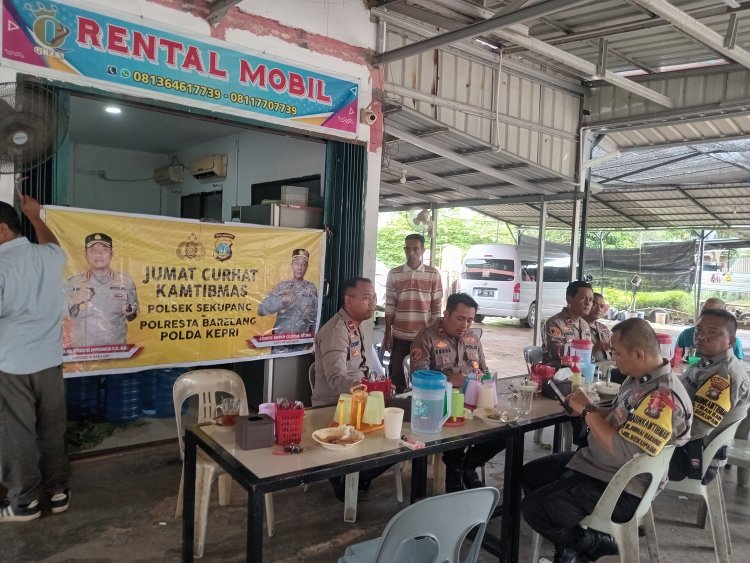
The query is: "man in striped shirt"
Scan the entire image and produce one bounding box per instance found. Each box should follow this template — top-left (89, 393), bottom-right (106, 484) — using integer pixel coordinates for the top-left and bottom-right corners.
top-left (384, 234), bottom-right (443, 393)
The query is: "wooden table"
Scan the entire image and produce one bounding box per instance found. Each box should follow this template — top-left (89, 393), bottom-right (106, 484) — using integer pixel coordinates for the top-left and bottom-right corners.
top-left (181, 392), bottom-right (570, 563)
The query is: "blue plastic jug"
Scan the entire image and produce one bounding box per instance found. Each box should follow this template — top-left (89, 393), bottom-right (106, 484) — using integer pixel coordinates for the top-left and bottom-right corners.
top-left (410, 370), bottom-right (451, 434)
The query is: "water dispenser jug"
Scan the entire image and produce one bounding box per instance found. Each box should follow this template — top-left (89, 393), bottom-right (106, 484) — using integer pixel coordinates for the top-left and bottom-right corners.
top-left (410, 370), bottom-right (451, 434)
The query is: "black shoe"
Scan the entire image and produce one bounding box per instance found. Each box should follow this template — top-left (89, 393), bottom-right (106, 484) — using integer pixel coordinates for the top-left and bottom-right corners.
top-left (463, 467), bottom-right (484, 489)
top-left (579, 529), bottom-right (618, 561)
top-left (445, 464), bottom-right (465, 493)
top-left (553, 546), bottom-right (590, 563)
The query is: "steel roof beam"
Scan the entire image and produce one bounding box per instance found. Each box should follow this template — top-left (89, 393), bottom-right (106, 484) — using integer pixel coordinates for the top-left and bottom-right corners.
top-left (596, 152), bottom-right (702, 184)
top-left (386, 124), bottom-right (557, 195)
top-left (386, 157), bottom-right (505, 200)
top-left (628, 0), bottom-right (750, 69)
top-left (372, 8), bottom-right (585, 95)
top-left (373, 0), bottom-right (591, 65)
top-left (673, 186), bottom-right (731, 228)
top-left (387, 84), bottom-right (579, 141)
top-left (492, 28), bottom-right (673, 107)
top-left (379, 191), bottom-right (579, 212)
top-left (206, 0), bottom-right (241, 25)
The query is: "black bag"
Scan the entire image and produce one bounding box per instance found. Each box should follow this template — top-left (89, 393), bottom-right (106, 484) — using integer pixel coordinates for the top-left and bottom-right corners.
top-left (668, 439), bottom-right (704, 481)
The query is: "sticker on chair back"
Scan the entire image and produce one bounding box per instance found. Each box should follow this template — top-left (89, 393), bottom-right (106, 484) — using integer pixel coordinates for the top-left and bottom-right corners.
top-left (619, 389), bottom-right (674, 456)
top-left (693, 373), bottom-right (731, 428)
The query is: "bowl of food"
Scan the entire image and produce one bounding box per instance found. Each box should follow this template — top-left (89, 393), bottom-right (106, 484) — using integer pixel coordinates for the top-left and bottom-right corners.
top-left (595, 381), bottom-right (621, 398)
top-left (473, 407), bottom-right (519, 425)
top-left (312, 425), bottom-right (365, 451)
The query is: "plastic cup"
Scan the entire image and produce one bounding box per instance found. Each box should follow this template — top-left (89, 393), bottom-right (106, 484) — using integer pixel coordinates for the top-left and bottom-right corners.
top-left (687, 356), bottom-right (701, 366)
top-left (216, 397), bottom-right (240, 426)
top-left (580, 363), bottom-right (596, 385)
top-left (333, 394), bottom-right (352, 426)
top-left (383, 407), bottom-right (405, 439)
top-left (362, 391), bottom-right (385, 425)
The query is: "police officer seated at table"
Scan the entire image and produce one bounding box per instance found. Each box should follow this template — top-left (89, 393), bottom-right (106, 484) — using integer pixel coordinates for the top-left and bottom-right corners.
top-left (669, 308), bottom-right (750, 484)
top-left (522, 318), bottom-right (693, 563)
top-left (676, 297), bottom-right (745, 360)
top-left (586, 293), bottom-right (612, 362)
top-left (543, 281), bottom-right (594, 367)
top-left (410, 293), bottom-right (498, 492)
top-left (311, 277), bottom-right (391, 501)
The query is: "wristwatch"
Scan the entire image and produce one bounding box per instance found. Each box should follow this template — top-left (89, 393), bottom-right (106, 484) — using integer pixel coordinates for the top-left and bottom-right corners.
top-left (581, 404), bottom-right (598, 420)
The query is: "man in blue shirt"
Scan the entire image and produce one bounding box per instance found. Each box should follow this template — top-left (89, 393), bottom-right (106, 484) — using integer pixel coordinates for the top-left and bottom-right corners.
top-left (0, 196), bottom-right (69, 522)
top-left (677, 298), bottom-right (744, 360)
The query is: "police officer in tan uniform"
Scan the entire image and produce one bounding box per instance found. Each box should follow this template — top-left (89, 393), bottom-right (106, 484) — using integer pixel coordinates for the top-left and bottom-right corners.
top-left (67, 233), bottom-right (139, 347)
top-left (311, 277), bottom-right (390, 500)
top-left (523, 318), bottom-right (693, 563)
top-left (543, 280), bottom-right (594, 366)
top-left (586, 292), bottom-right (612, 362)
top-left (410, 293), bottom-right (496, 492)
top-left (258, 248), bottom-right (318, 354)
top-left (670, 309), bottom-right (750, 483)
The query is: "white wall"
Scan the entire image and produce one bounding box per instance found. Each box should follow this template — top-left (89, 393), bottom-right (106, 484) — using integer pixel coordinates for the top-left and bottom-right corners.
top-left (171, 129), bottom-right (325, 219)
top-left (70, 145), bottom-right (168, 214)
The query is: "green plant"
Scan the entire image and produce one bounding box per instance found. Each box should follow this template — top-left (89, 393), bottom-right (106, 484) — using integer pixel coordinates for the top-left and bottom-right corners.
top-left (600, 288), bottom-right (692, 312)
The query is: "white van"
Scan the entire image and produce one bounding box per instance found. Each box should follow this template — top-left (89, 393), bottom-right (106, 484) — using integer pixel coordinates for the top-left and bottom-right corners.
top-left (454, 244), bottom-right (571, 327)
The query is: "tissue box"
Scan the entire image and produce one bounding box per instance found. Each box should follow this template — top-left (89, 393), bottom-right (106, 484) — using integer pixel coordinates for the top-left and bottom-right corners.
top-left (235, 414), bottom-right (275, 450)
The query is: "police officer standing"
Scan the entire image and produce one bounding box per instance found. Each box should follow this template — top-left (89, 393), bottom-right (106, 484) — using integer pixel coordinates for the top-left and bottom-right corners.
top-left (522, 319), bottom-right (693, 563)
top-left (67, 233), bottom-right (139, 347)
top-left (544, 281), bottom-right (594, 366)
top-left (410, 293), bottom-right (496, 492)
top-left (311, 277), bottom-right (390, 500)
top-left (258, 248), bottom-right (318, 354)
top-left (670, 308), bottom-right (750, 483)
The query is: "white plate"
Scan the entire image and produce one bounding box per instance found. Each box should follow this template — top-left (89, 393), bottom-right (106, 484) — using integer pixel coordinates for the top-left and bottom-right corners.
top-left (312, 426), bottom-right (365, 451)
top-left (595, 382), bottom-right (621, 397)
top-left (473, 407), bottom-right (518, 425)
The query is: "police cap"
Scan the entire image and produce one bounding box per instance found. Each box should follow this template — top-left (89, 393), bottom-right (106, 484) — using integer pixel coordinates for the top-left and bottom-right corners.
top-left (85, 232), bottom-right (113, 249)
top-left (291, 248), bottom-right (309, 262)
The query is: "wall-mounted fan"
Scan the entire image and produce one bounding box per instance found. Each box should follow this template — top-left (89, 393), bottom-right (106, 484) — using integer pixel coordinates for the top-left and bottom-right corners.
top-left (0, 82), bottom-right (64, 174)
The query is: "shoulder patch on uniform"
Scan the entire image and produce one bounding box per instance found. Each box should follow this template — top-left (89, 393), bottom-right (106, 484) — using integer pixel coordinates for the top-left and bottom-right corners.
top-left (411, 348), bottom-right (423, 362)
top-left (549, 327), bottom-right (561, 338)
top-left (618, 389), bottom-right (673, 456)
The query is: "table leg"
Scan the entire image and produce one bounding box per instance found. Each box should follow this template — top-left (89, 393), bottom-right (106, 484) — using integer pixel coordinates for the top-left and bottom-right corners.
top-left (182, 431), bottom-right (197, 563)
top-left (344, 472), bottom-right (360, 522)
top-left (410, 456), bottom-right (428, 503)
top-left (247, 489), bottom-right (264, 563)
top-left (499, 434), bottom-right (524, 563)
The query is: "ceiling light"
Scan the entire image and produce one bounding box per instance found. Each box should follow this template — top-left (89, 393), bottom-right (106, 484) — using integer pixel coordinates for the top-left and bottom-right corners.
top-left (105, 106), bottom-right (122, 114)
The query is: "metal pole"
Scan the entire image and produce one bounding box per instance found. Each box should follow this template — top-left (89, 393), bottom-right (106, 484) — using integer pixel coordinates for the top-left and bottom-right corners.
top-left (429, 204), bottom-right (437, 267)
top-left (533, 198), bottom-right (547, 346)
top-left (696, 231), bottom-right (707, 321)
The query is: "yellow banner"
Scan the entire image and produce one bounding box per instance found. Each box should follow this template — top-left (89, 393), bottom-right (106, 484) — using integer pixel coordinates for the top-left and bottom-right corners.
top-left (44, 207), bottom-right (325, 375)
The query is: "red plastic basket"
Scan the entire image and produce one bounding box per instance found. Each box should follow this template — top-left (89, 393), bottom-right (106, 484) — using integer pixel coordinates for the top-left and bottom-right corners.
top-left (530, 364), bottom-right (555, 393)
top-left (361, 377), bottom-right (393, 399)
top-left (274, 407), bottom-right (304, 445)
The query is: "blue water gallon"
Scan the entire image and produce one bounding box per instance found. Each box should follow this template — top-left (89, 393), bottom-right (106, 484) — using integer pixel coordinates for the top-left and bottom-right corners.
top-left (65, 376), bottom-right (102, 421)
top-left (139, 370), bottom-right (158, 415)
top-left (105, 374), bottom-right (142, 423)
top-left (154, 368), bottom-right (187, 418)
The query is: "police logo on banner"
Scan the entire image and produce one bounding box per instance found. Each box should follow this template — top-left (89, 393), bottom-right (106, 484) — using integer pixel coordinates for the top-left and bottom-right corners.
top-left (177, 233), bottom-right (205, 260)
top-left (213, 232), bottom-right (235, 262)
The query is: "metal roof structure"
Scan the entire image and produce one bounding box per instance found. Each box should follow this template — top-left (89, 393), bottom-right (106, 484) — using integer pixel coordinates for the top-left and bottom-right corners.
top-left (372, 0), bottom-right (750, 237)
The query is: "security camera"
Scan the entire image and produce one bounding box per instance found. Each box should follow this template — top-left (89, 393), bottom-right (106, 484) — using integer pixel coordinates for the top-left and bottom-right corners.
top-left (360, 108), bottom-right (378, 126)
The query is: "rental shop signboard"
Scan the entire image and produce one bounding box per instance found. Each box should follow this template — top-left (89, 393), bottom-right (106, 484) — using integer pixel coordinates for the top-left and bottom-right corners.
top-left (44, 207), bottom-right (325, 376)
top-left (2, 0), bottom-right (359, 135)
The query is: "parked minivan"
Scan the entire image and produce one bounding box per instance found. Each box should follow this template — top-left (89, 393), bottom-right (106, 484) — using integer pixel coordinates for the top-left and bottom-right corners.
top-left (454, 244), bottom-right (571, 327)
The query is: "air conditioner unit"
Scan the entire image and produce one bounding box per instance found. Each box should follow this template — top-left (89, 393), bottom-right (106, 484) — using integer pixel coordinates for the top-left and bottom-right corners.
top-left (190, 154), bottom-right (228, 179)
top-left (153, 164), bottom-right (184, 186)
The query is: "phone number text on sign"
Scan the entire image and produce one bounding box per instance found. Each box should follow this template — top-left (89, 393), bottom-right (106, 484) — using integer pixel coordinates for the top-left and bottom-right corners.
top-left (130, 71), bottom-right (299, 115)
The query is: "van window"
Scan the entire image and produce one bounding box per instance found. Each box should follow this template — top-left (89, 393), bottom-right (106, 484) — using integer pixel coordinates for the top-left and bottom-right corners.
top-left (463, 259), bottom-right (515, 281)
top-left (521, 260), bottom-right (570, 283)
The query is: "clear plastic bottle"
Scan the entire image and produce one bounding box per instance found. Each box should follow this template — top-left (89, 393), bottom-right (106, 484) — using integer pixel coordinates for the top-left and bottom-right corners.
top-left (570, 361), bottom-right (582, 390)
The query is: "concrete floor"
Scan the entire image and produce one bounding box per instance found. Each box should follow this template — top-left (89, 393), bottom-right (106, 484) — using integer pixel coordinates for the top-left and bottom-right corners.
top-left (4, 426), bottom-right (750, 562)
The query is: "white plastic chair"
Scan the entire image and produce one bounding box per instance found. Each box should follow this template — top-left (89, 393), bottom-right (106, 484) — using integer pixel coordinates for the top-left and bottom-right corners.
top-left (471, 327), bottom-right (483, 340)
top-left (308, 362), bottom-right (316, 394)
top-left (173, 369), bottom-right (275, 557)
top-left (665, 420), bottom-right (742, 563)
top-left (338, 487), bottom-right (500, 563)
top-left (531, 445), bottom-right (676, 563)
top-left (402, 356), bottom-right (411, 391)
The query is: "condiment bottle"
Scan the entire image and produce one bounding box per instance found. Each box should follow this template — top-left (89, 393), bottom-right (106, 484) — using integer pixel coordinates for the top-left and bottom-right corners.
top-left (570, 360), bottom-right (582, 390)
